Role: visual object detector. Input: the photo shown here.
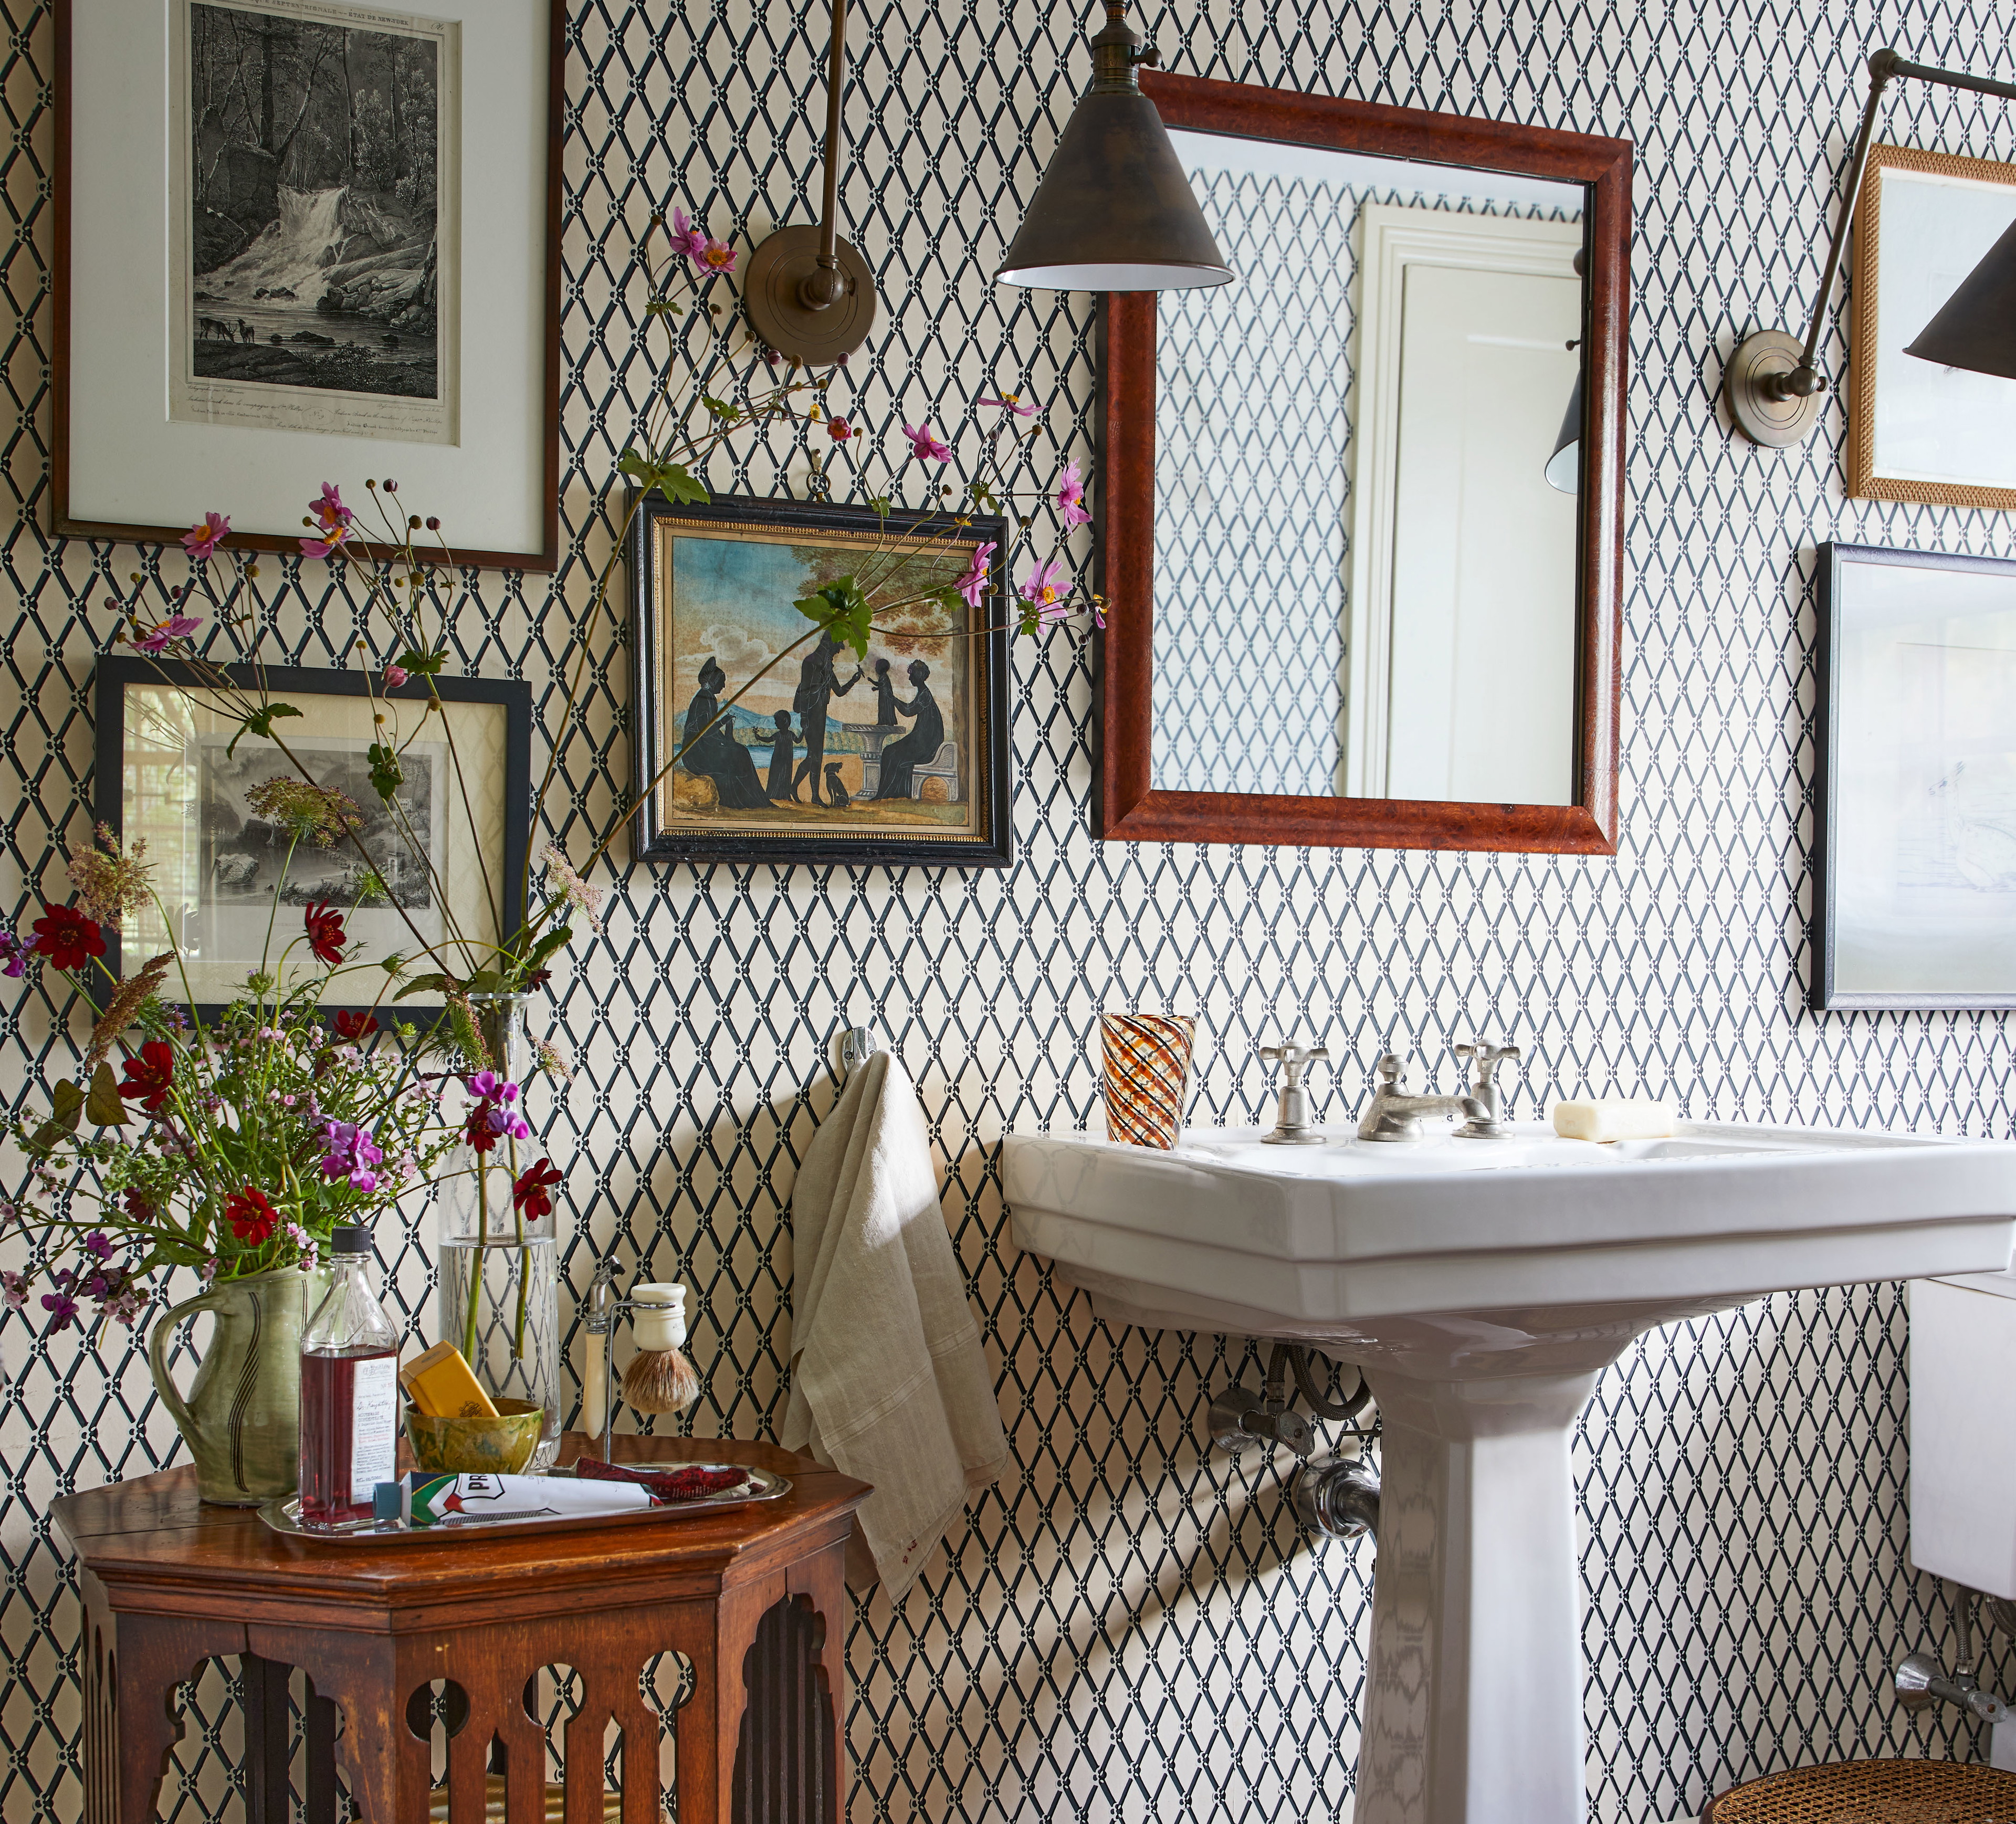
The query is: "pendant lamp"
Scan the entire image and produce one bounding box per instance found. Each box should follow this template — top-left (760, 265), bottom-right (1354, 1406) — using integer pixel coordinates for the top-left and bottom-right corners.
top-left (995, 2), bottom-right (1232, 292)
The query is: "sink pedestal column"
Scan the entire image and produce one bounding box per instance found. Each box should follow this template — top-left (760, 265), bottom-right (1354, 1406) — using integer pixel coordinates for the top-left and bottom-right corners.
top-left (1355, 1365), bottom-right (1601, 1824)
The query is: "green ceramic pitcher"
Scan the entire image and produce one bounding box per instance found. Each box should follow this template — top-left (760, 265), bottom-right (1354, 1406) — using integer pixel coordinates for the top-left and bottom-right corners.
top-left (146, 1265), bottom-right (322, 1506)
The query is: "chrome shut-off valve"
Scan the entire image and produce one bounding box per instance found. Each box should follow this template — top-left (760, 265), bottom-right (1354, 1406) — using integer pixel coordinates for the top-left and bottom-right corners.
top-left (1293, 1456), bottom-right (1381, 1543)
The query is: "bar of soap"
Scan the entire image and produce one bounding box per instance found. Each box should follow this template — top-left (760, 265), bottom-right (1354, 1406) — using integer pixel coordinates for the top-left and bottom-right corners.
top-left (1551, 1098), bottom-right (1676, 1142)
top-left (398, 1340), bottom-right (498, 1419)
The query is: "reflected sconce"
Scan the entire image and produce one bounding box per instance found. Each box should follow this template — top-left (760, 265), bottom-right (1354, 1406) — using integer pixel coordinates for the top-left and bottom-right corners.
top-left (1544, 374), bottom-right (1583, 493)
top-left (1726, 46), bottom-right (2016, 447)
top-left (744, 0), bottom-right (877, 365)
top-left (994, 1), bottom-right (1233, 291)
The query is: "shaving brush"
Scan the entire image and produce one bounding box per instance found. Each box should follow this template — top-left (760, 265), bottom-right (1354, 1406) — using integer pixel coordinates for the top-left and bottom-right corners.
top-left (621, 1282), bottom-right (700, 1416)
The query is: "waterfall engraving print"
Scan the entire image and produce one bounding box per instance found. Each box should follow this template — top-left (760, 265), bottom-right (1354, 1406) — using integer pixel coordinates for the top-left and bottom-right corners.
top-left (169, 0), bottom-right (460, 445)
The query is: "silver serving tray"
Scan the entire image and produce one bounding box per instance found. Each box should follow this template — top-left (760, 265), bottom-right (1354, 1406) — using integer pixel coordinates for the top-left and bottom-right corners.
top-left (257, 1462), bottom-right (792, 1547)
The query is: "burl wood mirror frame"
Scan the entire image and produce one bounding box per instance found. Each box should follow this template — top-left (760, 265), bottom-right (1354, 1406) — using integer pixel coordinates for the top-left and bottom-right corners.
top-left (1096, 74), bottom-right (1632, 853)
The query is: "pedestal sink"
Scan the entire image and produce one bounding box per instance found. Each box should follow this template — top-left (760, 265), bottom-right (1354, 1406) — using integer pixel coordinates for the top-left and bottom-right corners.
top-left (1002, 1120), bottom-right (2016, 1824)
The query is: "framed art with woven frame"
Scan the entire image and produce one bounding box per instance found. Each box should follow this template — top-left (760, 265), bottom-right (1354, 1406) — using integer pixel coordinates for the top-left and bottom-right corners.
top-left (1847, 143), bottom-right (2016, 512)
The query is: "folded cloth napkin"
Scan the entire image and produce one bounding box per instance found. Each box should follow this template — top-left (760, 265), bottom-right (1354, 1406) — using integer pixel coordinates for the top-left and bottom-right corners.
top-left (781, 1050), bottom-right (1009, 1597)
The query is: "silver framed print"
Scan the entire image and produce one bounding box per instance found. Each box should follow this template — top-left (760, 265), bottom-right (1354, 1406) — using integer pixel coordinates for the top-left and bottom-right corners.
top-left (54, 0), bottom-right (563, 569)
top-left (93, 657), bottom-right (531, 1015)
top-left (1814, 542), bottom-right (2016, 1010)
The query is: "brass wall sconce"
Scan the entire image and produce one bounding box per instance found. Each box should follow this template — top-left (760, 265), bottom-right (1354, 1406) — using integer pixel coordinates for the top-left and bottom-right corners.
top-left (744, 0), bottom-right (877, 365)
top-left (1727, 47), bottom-right (2016, 447)
top-left (994, 1), bottom-right (1231, 292)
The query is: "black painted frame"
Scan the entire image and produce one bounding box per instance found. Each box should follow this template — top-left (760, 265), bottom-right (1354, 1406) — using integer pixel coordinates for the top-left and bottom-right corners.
top-left (627, 490), bottom-right (1014, 869)
top-left (93, 656), bottom-right (533, 1019)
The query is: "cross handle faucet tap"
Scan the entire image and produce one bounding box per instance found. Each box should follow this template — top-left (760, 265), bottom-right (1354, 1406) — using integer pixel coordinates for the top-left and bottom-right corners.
top-left (1453, 1041), bottom-right (1522, 1125)
top-left (1257, 1041), bottom-right (1330, 1146)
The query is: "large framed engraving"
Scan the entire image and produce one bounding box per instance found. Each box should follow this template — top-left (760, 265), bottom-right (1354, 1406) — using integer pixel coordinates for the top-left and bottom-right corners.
top-left (55, 0), bottom-right (562, 569)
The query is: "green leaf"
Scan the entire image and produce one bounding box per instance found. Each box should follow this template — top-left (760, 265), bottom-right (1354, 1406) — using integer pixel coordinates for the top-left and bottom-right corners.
top-left (698, 393), bottom-right (743, 424)
top-left (464, 970), bottom-right (506, 994)
top-left (393, 972), bottom-right (457, 1000)
top-left (616, 449), bottom-right (710, 506)
top-left (225, 702), bottom-right (303, 758)
top-left (366, 741), bottom-right (404, 803)
top-left (643, 296), bottom-right (684, 317)
top-left (86, 1064), bottom-right (128, 1127)
top-left (793, 575), bottom-right (873, 661)
top-left (970, 480), bottom-right (998, 510)
top-left (524, 926), bottom-right (573, 973)
top-left (395, 648), bottom-right (447, 676)
top-left (28, 1079), bottom-right (88, 1154)
top-left (868, 496), bottom-right (891, 520)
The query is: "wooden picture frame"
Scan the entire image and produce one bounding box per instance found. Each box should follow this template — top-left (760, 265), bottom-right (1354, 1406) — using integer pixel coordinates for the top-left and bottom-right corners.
top-left (93, 656), bottom-right (533, 1018)
top-left (1812, 541), bottom-right (2016, 1010)
top-left (54, 0), bottom-right (564, 570)
top-left (1848, 144), bottom-right (2016, 512)
top-left (628, 491), bottom-right (1013, 869)
top-left (1098, 72), bottom-right (1632, 853)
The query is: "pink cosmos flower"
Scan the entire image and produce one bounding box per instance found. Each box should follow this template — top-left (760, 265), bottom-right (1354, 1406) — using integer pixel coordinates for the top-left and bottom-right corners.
top-left (300, 483), bottom-right (353, 560)
top-left (903, 421), bottom-right (952, 463)
top-left (953, 541), bottom-right (995, 610)
top-left (383, 664), bottom-right (410, 689)
top-left (1056, 458), bottom-right (1089, 527)
top-left (978, 394), bottom-right (1037, 417)
top-left (667, 208), bottom-right (709, 260)
top-left (698, 238), bottom-right (737, 273)
top-left (1019, 554), bottom-right (1072, 625)
top-left (182, 511), bottom-right (229, 560)
top-left (134, 614), bottom-right (202, 655)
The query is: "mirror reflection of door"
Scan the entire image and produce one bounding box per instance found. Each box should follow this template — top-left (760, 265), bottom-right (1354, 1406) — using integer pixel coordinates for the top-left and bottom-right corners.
top-left (1148, 133), bottom-right (1587, 806)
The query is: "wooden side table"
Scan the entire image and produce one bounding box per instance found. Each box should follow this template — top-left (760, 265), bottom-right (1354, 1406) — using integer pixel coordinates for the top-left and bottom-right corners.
top-left (51, 1436), bottom-right (870, 1824)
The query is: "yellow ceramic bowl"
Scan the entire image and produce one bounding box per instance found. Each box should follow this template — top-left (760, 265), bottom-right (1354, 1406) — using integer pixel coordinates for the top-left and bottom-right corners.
top-left (403, 1398), bottom-right (544, 1475)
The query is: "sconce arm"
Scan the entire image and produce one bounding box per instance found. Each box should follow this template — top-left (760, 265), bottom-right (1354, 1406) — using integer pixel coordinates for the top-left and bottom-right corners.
top-left (1778, 48), bottom-right (2016, 400)
top-left (804, 0), bottom-right (851, 308)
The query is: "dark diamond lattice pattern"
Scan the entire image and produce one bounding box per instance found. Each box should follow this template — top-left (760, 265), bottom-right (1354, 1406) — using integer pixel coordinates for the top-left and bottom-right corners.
top-left (4, 0), bottom-right (2016, 1820)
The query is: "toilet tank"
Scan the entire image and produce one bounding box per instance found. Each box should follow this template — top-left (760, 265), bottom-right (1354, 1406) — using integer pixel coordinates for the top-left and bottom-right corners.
top-left (1911, 1272), bottom-right (2016, 1600)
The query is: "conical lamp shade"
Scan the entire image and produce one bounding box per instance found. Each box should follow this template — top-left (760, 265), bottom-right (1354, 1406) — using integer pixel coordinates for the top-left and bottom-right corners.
top-left (1905, 217), bottom-right (2016, 381)
top-left (996, 89), bottom-right (1232, 291)
top-left (1544, 373), bottom-right (1582, 494)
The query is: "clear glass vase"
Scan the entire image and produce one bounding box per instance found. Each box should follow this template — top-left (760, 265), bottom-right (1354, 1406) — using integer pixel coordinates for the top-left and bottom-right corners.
top-left (434, 993), bottom-right (562, 1472)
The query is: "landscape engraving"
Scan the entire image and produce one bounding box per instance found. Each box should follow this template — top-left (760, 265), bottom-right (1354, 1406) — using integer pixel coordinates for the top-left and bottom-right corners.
top-left (171, 0), bottom-right (459, 444)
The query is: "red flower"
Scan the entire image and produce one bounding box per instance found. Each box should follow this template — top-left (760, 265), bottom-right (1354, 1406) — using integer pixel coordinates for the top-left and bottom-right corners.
top-left (332, 1010), bottom-right (379, 1041)
top-left (826, 416), bottom-right (854, 443)
top-left (303, 901), bottom-right (345, 965)
top-left (30, 905), bottom-right (106, 972)
top-left (119, 1040), bottom-right (176, 1115)
top-left (512, 1158), bottom-right (563, 1220)
top-left (224, 1186), bottom-right (278, 1246)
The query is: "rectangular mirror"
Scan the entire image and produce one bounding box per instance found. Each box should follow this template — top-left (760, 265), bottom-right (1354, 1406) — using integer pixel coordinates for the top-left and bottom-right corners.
top-left (1098, 77), bottom-right (1632, 852)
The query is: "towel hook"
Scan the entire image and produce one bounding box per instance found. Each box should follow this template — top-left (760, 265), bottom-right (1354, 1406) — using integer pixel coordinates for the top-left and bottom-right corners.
top-left (837, 1024), bottom-right (882, 1079)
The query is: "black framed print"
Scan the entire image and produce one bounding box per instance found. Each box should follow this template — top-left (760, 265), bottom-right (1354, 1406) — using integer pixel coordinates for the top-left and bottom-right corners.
top-left (628, 491), bottom-right (1014, 869)
top-left (93, 657), bottom-right (532, 1016)
top-left (1814, 541), bottom-right (2016, 1010)
top-left (55, 0), bottom-right (564, 570)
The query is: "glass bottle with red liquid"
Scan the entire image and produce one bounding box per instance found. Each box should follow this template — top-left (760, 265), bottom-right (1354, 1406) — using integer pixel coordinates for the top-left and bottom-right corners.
top-left (298, 1223), bottom-right (401, 1528)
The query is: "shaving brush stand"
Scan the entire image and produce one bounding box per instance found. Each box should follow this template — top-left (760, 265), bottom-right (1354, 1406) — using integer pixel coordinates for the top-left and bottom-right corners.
top-left (584, 1265), bottom-right (701, 1461)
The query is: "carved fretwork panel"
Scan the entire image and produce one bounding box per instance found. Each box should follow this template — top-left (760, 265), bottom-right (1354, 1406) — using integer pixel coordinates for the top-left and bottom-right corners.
top-left (731, 1597), bottom-right (836, 1824)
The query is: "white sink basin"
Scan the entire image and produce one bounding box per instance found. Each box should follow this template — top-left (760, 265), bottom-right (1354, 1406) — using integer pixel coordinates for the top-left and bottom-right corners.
top-left (1003, 1119), bottom-right (2016, 1824)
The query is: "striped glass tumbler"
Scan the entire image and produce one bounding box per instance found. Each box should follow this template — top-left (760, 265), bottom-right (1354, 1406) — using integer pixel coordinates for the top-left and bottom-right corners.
top-left (1100, 1013), bottom-right (1198, 1150)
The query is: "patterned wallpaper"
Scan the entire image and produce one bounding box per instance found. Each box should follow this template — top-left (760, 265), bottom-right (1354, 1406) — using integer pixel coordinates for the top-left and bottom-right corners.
top-left (5, 0), bottom-right (2016, 1820)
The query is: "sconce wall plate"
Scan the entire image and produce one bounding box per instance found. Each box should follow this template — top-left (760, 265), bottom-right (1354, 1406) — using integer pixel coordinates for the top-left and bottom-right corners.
top-left (745, 225), bottom-right (877, 366)
top-left (1727, 329), bottom-right (1825, 447)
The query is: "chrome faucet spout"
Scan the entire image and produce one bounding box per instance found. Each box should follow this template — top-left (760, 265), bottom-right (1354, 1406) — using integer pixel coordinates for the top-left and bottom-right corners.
top-left (1356, 1050), bottom-right (1507, 1142)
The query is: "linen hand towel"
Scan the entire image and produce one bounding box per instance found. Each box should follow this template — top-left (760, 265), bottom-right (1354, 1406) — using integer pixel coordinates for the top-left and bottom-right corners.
top-left (781, 1050), bottom-right (1009, 1597)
